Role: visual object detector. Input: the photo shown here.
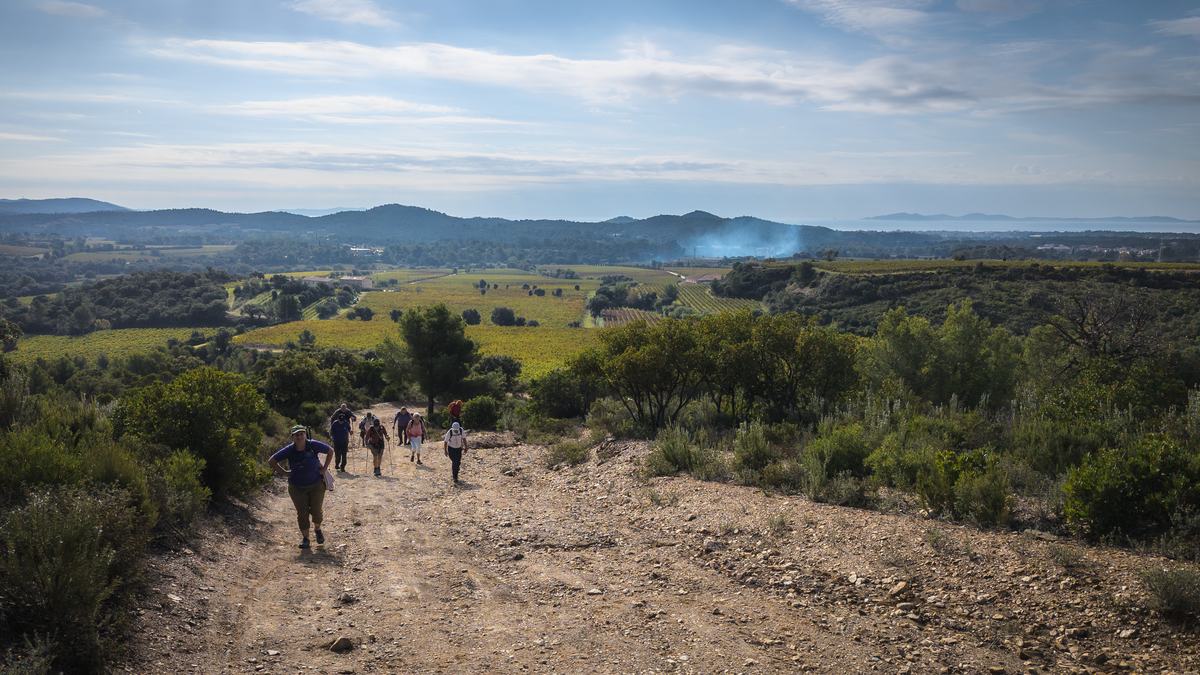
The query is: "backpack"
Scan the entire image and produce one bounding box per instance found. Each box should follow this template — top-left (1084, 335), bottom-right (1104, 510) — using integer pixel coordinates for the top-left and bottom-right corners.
top-left (365, 425), bottom-right (384, 448)
top-left (446, 427), bottom-right (464, 448)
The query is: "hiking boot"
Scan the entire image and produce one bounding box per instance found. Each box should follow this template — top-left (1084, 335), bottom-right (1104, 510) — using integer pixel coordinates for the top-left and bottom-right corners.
top-left (299, 538), bottom-right (310, 549)
top-left (409, 454), bottom-right (414, 462)
top-left (416, 458), bottom-right (423, 465)
top-left (374, 468), bottom-right (381, 477)
top-left (315, 529), bottom-right (325, 545)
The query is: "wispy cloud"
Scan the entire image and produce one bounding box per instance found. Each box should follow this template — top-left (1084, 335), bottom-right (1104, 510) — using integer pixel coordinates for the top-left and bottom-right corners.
top-left (216, 95), bottom-right (525, 126)
top-left (1151, 15), bottom-right (1200, 40)
top-left (34, 0), bottom-right (106, 18)
top-left (784, 0), bottom-right (934, 39)
top-left (146, 38), bottom-right (1200, 116)
top-left (287, 0), bottom-right (398, 28)
top-left (0, 131), bottom-right (64, 142)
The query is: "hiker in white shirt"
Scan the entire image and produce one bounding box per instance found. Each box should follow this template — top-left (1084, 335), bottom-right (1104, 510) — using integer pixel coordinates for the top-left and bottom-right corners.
top-left (442, 422), bottom-right (468, 485)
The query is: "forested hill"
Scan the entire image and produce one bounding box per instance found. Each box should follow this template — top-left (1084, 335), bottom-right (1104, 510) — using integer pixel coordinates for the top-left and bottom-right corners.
top-left (0, 197), bottom-right (129, 214)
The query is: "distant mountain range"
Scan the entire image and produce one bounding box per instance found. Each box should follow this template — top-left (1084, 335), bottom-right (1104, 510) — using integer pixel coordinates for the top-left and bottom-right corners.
top-left (0, 198), bottom-right (129, 215)
top-left (869, 212), bottom-right (1199, 223)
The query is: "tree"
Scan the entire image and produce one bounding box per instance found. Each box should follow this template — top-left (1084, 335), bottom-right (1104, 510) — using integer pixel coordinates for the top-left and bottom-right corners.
top-left (491, 307), bottom-right (517, 326)
top-left (259, 351), bottom-right (349, 417)
top-left (382, 304), bottom-right (478, 414)
top-left (114, 367), bottom-right (268, 497)
top-left (298, 329), bottom-right (317, 348)
top-left (389, 308), bottom-right (403, 322)
top-left (462, 308), bottom-right (481, 325)
top-left (0, 317), bottom-right (21, 352)
top-left (275, 294), bottom-right (302, 322)
top-left (596, 319), bottom-right (705, 430)
top-left (476, 355), bottom-right (522, 391)
top-left (316, 299), bottom-right (340, 319)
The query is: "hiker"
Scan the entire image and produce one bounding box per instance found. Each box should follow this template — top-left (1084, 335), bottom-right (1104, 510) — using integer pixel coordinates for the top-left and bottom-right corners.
top-left (393, 406), bottom-right (412, 445)
top-left (448, 399), bottom-right (464, 425)
top-left (442, 421), bottom-right (468, 484)
top-left (329, 404), bottom-right (355, 472)
top-left (406, 412), bottom-right (427, 465)
top-left (358, 412), bottom-right (375, 448)
top-left (365, 418), bottom-right (389, 477)
top-left (269, 425), bottom-right (332, 549)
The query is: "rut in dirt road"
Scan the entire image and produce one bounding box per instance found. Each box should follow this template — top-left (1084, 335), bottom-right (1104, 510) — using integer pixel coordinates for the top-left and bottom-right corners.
top-left (125, 405), bottom-right (1198, 674)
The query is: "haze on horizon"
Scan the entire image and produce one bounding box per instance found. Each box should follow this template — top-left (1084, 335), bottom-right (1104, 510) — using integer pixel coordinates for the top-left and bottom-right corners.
top-left (1, 0), bottom-right (1198, 222)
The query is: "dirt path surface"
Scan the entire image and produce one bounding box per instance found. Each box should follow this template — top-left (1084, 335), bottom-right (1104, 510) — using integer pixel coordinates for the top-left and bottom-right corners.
top-left (125, 405), bottom-right (1198, 674)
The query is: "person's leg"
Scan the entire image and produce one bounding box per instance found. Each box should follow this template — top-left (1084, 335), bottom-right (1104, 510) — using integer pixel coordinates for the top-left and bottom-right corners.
top-left (289, 483), bottom-right (311, 544)
top-left (414, 438), bottom-right (423, 464)
top-left (448, 447), bottom-right (462, 482)
top-left (310, 482), bottom-right (326, 544)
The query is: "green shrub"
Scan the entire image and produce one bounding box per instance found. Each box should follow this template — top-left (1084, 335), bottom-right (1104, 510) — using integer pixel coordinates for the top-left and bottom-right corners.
top-left (530, 369), bottom-right (589, 419)
top-left (953, 464), bottom-right (1011, 528)
top-left (544, 439), bottom-right (589, 469)
top-left (586, 397), bottom-right (639, 439)
top-left (0, 487), bottom-right (148, 672)
top-left (646, 427), bottom-right (698, 476)
top-left (84, 433), bottom-right (156, 527)
top-left (806, 422), bottom-right (871, 478)
top-left (1064, 435), bottom-right (1200, 540)
top-left (1010, 415), bottom-right (1111, 476)
top-left (866, 432), bottom-right (938, 489)
top-left (149, 451), bottom-right (211, 536)
top-left (915, 449), bottom-right (961, 516)
top-left (0, 429), bottom-right (82, 505)
top-left (461, 396), bottom-right (499, 430)
top-left (732, 421), bottom-right (779, 473)
top-left (1141, 567), bottom-right (1200, 624)
top-left (759, 458), bottom-right (807, 492)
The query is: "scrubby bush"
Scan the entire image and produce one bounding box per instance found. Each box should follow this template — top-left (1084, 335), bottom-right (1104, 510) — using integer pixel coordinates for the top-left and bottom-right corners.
top-left (461, 396), bottom-right (499, 430)
top-left (149, 451), bottom-right (211, 536)
top-left (586, 397), bottom-right (639, 439)
top-left (806, 422), bottom-right (871, 478)
top-left (462, 308), bottom-right (481, 325)
top-left (1064, 435), bottom-right (1200, 540)
top-left (1141, 567), bottom-right (1200, 624)
top-left (953, 463), bottom-right (1011, 527)
top-left (732, 421), bottom-right (779, 474)
top-left (0, 487), bottom-right (148, 672)
top-left (544, 439), bottom-right (589, 469)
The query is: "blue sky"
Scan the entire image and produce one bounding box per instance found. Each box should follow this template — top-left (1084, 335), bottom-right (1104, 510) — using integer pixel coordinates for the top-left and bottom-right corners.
top-left (0, 0), bottom-right (1198, 220)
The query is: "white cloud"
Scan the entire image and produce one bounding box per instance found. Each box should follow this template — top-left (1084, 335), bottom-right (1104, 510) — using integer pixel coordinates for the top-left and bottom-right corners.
top-left (1151, 15), bottom-right (1200, 40)
top-left (287, 0), bottom-right (398, 28)
top-left (147, 37), bottom-right (1200, 116)
top-left (34, 1), bottom-right (106, 18)
top-left (784, 0), bottom-right (934, 38)
top-left (0, 131), bottom-right (63, 142)
top-left (216, 95), bottom-right (525, 126)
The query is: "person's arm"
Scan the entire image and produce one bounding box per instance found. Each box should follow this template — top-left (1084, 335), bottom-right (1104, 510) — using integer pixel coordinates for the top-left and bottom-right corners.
top-left (268, 447), bottom-right (290, 477)
top-left (319, 442), bottom-right (333, 473)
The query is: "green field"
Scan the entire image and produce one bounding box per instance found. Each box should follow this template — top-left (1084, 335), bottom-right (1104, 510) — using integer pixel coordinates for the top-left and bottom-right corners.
top-left (235, 320), bottom-right (596, 378)
top-left (369, 268), bottom-right (452, 283)
top-left (676, 284), bottom-right (761, 313)
top-left (62, 245), bottom-right (236, 263)
top-left (546, 265), bottom-right (679, 285)
top-left (11, 327), bottom-right (207, 362)
top-left (359, 269), bottom-right (597, 328)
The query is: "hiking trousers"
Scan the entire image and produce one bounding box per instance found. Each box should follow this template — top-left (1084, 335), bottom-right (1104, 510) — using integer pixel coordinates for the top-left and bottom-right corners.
top-left (447, 447), bottom-right (463, 481)
top-left (288, 480), bottom-right (326, 532)
top-left (333, 438), bottom-right (349, 470)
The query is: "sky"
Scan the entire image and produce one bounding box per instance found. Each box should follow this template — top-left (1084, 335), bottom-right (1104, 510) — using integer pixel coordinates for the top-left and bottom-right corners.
top-left (0, 0), bottom-right (1198, 221)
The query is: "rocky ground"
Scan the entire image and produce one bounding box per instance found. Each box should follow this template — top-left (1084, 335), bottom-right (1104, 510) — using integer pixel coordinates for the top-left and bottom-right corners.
top-left (121, 404), bottom-right (1198, 674)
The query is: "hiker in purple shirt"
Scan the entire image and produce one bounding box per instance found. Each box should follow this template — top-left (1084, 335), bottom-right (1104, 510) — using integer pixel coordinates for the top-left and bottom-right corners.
top-left (269, 425), bottom-right (333, 549)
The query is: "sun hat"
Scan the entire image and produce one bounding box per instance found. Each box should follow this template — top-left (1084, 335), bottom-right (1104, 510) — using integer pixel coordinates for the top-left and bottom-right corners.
top-left (451, 422), bottom-right (462, 430)
top-left (289, 424), bottom-right (307, 436)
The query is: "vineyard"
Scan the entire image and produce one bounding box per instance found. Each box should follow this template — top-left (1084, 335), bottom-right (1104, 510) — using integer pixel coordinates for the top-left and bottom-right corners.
top-left (676, 284), bottom-right (762, 313)
top-left (369, 268), bottom-right (452, 284)
top-left (11, 327), bottom-right (208, 363)
top-left (599, 308), bottom-right (662, 327)
top-left (0, 244), bottom-right (47, 257)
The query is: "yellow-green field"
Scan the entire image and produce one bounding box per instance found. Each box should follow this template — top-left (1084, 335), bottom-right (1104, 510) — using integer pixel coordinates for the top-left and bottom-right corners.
top-left (546, 265), bottom-right (679, 285)
top-left (664, 266), bottom-right (732, 280)
top-left (359, 270), bottom-right (597, 328)
top-left (676, 284), bottom-right (761, 313)
top-left (11, 327), bottom-right (206, 362)
top-left (369, 268), bottom-right (452, 283)
top-left (234, 320), bottom-right (596, 378)
top-left (61, 245), bottom-right (236, 262)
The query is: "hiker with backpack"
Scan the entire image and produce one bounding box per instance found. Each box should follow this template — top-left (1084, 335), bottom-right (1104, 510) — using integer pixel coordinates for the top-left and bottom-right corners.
top-left (329, 404), bottom-right (354, 472)
top-left (358, 412), bottom-right (375, 448)
top-left (365, 418), bottom-right (390, 478)
top-left (405, 412), bottom-right (427, 465)
top-left (393, 407), bottom-right (412, 445)
top-left (269, 425), bottom-right (333, 549)
top-left (442, 421), bottom-right (468, 484)
top-left (448, 399), bottom-right (464, 425)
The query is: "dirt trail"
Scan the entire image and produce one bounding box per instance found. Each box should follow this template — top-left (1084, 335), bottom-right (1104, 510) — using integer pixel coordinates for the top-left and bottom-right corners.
top-left (126, 404), bottom-right (1198, 674)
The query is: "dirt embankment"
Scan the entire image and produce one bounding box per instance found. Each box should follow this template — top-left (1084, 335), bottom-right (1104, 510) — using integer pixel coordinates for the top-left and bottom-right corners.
top-left (123, 406), bottom-right (1198, 674)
